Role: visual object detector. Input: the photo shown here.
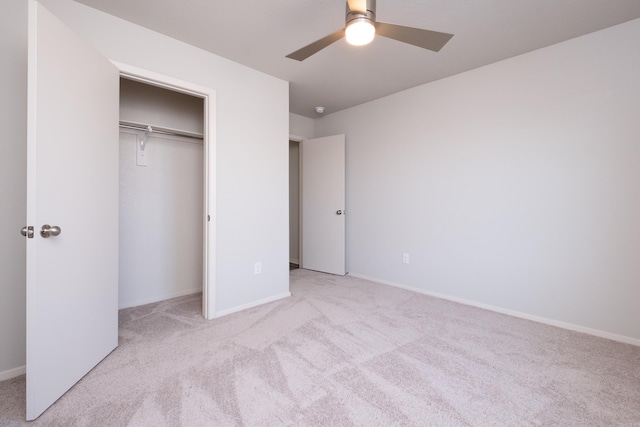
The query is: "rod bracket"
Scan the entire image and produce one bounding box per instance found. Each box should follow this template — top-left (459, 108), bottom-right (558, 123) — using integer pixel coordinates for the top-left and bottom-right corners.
top-left (140, 125), bottom-right (153, 151)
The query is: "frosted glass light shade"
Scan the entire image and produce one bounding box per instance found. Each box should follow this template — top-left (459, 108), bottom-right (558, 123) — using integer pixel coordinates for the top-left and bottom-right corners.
top-left (346, 19), bottom-right (375, 46)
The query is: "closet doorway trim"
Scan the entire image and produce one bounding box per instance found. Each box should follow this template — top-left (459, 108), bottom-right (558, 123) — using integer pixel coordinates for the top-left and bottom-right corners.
top-left (113, 61), bottom-right (217, 320)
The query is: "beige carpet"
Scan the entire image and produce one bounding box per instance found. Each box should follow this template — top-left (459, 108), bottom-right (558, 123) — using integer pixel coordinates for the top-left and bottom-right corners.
top-left (1, 269), bottom-right (639, 426)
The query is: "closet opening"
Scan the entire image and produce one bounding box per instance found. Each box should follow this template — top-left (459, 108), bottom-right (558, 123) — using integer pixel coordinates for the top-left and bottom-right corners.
top-left (289, 139), bottom-right (301, 270)
top-left (118, 76), bottom-right (208, 317)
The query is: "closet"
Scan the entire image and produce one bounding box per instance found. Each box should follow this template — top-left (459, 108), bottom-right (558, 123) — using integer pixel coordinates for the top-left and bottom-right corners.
top-left (118, 78), bottom-right (205, 309)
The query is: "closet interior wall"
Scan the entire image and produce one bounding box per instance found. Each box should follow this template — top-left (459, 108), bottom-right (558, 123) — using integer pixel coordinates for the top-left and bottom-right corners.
top-left (119, 78), bottom-right (205, 309)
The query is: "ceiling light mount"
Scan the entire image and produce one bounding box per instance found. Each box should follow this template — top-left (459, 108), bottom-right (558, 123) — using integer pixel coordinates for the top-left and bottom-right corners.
top-left (315, 106), bottom-right (325, 114)
top-left (345, 0), bottom-right (377, 46)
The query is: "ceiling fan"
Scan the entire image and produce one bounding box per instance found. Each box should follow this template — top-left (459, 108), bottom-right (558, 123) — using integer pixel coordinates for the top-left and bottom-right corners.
top-left (286, 0), bottom-right (454, 61)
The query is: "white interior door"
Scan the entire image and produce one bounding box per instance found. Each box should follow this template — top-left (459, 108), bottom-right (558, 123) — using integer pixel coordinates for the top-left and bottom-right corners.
top-left (26, 1), bottom-right (119, 420)
top-left (301, 134), bottom-right (346, 275)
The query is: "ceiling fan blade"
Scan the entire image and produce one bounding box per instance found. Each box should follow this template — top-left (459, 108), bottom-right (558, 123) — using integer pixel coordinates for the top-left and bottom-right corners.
top-left (376, 22), bottom-right (454, 52)
top-left (286, 29), bottom-right (345, 61)
top-left (347, 0), bottom-right (368, 14)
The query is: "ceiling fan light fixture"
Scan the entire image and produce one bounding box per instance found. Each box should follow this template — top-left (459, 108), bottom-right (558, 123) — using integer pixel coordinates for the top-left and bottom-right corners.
top-left (285, 0), bottom-right (454, 62)
top-left (345, 18), bottom-right (376, 46)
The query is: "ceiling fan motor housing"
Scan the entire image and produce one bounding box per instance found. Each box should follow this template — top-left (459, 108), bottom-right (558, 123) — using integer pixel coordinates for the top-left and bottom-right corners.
top-left (346, 0), bottom-right (377, 26)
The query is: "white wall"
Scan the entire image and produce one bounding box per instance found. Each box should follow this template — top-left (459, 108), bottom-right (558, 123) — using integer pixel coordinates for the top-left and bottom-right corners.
top-left (0, 0), bottom-right (28, 379)
top-left (38, 0), bottom-right (290, 314)
top-left (289, 113), bottom-right (314, 140)
top-left (315, 19), bottom-right (640, 343)
top-left (119, 80), bottom-right (204, 308)
top-left (0, 0), bottom-right (289, 377)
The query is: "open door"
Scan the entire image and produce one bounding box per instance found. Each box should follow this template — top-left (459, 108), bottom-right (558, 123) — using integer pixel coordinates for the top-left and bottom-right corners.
top-left (26, 1), bottom-right (119, 420)
top-left (301, 134), bottom-right (346, 275)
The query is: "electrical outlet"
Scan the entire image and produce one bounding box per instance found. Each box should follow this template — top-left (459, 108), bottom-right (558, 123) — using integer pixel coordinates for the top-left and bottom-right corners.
top-left (402, 253), bottom-right (410, 264)
top-left (254, 262), bottom-right (262, 275)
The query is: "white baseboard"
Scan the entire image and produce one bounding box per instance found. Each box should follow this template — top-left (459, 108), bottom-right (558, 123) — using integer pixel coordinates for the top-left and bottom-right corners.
top-left (348, 273), bottom-right (640, 348)
top-left (215, 292), bottom-right (291, 318)
top-left (119, 287), bottom-right (202, 310)
top-left (289, 258), bottom-right (299, 265)
top-left (0, 365), bottom-right (25, 381)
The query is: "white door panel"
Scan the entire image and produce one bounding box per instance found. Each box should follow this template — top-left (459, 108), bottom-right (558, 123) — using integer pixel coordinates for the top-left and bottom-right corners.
top-left (26, 1), bottom-right (119, 420)
top-left (301, 134), bottom-right (346, 275)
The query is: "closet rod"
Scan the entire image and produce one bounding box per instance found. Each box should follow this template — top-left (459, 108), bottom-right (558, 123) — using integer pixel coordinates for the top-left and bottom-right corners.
top-left (119, 121), bottom-right (204, 140)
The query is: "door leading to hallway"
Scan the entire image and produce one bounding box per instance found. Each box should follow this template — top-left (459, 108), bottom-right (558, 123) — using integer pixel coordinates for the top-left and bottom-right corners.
top-left (289, 141), bottom-right (301, 268)
top-left (300, 134), bottom-right (346, 275)
top-left (26, 1), bottom-right (119, 420)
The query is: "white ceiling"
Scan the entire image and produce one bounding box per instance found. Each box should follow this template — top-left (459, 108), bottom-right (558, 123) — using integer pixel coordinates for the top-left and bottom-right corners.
top-left (73, 0), bottom-right (640, 118)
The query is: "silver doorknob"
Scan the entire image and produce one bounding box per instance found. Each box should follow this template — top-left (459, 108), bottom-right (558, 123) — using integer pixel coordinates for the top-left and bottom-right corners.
top-left (40, 224), bottom-right (62, 238)
top-left (336, 210), bottom-right (343, 215)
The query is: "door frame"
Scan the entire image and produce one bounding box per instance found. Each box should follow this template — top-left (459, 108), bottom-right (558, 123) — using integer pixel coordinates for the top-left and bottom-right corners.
top-left (289, 135), bottom-right (305, 267)
top-left (115, 62), bottom-right (217, 319)
top-left (289, 133), bottom-right (347, 274)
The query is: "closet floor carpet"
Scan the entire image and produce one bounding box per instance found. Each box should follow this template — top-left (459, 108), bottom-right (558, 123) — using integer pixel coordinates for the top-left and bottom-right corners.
top-left (1, 269), bottom-right (640, 426)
